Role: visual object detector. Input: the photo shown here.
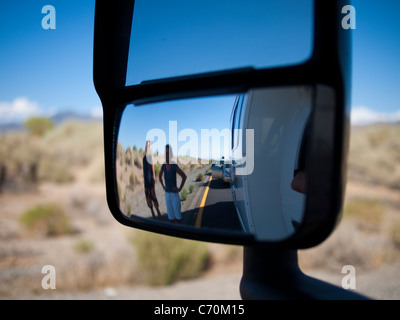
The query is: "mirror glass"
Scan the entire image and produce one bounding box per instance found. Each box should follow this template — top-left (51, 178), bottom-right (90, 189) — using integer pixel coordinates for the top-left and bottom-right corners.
top-left (117, 86), bottom-right (312, 241)
top-left (126, 0), bottom-right (314, 86)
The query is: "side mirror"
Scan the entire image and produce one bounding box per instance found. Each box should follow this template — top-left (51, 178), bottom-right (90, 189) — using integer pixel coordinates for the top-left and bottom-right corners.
top-left (94, 0), bottom-right (351, 249)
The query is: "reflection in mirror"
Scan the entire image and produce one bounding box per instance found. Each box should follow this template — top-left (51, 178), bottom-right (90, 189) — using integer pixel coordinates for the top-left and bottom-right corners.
top-left (117, 86), bottom-right (312, 241)
top-left (126, 0), bottom-right (314, 85)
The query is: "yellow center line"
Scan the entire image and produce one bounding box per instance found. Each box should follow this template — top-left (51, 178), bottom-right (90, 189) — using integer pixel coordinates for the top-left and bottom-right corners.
top-left (195, 175), bottom-right (212, 228)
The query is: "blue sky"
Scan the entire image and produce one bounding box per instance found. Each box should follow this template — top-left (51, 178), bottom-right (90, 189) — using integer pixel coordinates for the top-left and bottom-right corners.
top-left (0, 0), bottom-right (100, 123)
top-left (126, 0), bottom-right (313, 85)
top-left (0, 0), bottom-right (399, 127)
top-left (350, 0), bottom-right (400, 124)
top-left (119, 94), bottom-right (237, 157)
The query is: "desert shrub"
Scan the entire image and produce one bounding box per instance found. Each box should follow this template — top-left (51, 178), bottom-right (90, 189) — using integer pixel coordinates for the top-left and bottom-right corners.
top-left (154, 164), bottom-right (160, 178)
top-left (0, 131), bottom-right (45, 187)
top-left (196, 173), bottom-right (204, 182)
top-left (20, 203), bottom-right (72, 237)
top-left (116, 143), bottom-right (124, 166)
top-left (37, 159), bottom-right (74, 183)
top-left (391, 222), bottom-right (400, 250)
top-left (180, 187), bottom-right (188, 201)
top-left (348, 125), bottom-right (400, 189)
top-left (24, 117), bottom-right (54, 137)
top-left (74, 239), bottom-right (95, 254)
top-left (85, 155), bottom-right (105, 184)
top-left (0, 121), bottom-right (106, 192)
top-left (189, 184), bottom-right (194, 193)
top-left (42, 121), bottom-right (103, 167)
top-left (343, 198), bottom-right (386, 232)
top-left (125, 147), bottom-right (132, 166)
top-left (132, 231), bottom-right (210, 286)
top-left (129, 171), bottom-right (137, 188)
top-left (133, 156), bottom-right (142, 169)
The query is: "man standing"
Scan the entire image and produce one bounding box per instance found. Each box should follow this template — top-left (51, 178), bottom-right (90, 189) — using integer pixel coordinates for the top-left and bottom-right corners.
top-left (159, 144), bottom-right (187, 223)
top-left (143, 140), bottom-right (162, 220)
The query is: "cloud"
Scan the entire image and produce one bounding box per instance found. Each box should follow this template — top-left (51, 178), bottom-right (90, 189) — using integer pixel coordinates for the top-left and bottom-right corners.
top-left (351, 106), bottom-right (400, 126)
top-left (0, 97), bottom-right (43, 124)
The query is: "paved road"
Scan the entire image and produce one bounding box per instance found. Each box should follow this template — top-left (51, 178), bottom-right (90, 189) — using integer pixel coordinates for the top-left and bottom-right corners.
top-left (197, 177), bottom-right (242, 231)
top-left (175, 174), bottom-right (244, 233)
top-left (127, 168), bottom-right (244, 234)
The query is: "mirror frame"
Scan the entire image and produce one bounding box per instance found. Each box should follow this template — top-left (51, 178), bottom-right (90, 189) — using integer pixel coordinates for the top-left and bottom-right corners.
top-left (93, 0), bottom-right (352, 248)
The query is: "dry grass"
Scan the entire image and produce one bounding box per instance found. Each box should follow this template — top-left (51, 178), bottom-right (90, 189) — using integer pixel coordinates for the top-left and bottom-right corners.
top-left (0, 120), bottom-right (104, 191)
top-left (1, 120), bottom-right (400, 297)
top-left (19, 203), bottom-right (73, 237)
top-left (299, 186), bottom-right (400, 273)
top-left (299, 124), bottom-right (400, 273)
top-left (348, 125), bottom-right (400, 189)
top-left (299, 222), bottom-right (376, 271)
top-left (42, 120), bottom-right (104, 167)
top-left (342, 198), bottom-right (386, 233)
top-left (130, 230), bottom-right (210, 286)
top-left (390, 221), bottom-right (400, 250)
top-left (0, 120), bottom-right (228, 298)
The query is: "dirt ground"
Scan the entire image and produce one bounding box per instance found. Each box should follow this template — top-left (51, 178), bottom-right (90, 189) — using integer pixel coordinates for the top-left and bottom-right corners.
top-left (1, 166), bottom-right (400, 300)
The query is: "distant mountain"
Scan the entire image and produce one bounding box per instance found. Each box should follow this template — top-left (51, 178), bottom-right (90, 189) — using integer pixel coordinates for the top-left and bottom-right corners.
top-left (49, 111), bottom-right (101, 125)
top-left (0, 111), bottom-right (101, 133)
top-left (0, 122), bottom-right (24, 133)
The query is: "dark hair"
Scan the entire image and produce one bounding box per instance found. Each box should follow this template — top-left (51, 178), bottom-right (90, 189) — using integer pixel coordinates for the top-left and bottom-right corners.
top-left (165, 144), bottom-right (174, 162)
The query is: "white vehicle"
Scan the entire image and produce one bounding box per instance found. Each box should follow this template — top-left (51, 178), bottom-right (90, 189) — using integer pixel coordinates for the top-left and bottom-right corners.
top-left (230, 86), bottom-right (312, 241)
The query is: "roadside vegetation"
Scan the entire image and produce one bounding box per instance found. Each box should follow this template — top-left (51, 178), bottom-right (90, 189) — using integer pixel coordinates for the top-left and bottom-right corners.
top-left (131, 230), bottom-right (210, 286)
top-left (0, 118), bottom-right (104, 192)
top-left (115, 142), bottom-right (209, 217)
top-left (347, 124), bottom-right (400, 189)
top-left (299, 124), bottom-right (400, 272)
top-left (1, 118), bottom-right (216, 296)
top-left (1, 118), bottom-right (399, 297)
top-left (20, 203), bottom-right (73, 237)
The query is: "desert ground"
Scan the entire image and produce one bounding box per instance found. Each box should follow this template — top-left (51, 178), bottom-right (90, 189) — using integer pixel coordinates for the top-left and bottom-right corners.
top-left (0, 121), bottom-right (399, 299)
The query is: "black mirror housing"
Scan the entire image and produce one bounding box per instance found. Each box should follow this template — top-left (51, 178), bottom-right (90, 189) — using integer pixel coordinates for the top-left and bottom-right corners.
top-left (93, 0), bottom-right (352, 249)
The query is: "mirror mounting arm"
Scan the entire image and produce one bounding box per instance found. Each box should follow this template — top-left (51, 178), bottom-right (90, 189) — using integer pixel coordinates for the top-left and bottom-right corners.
top-left (240, 246), bottom-right (370, 300)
